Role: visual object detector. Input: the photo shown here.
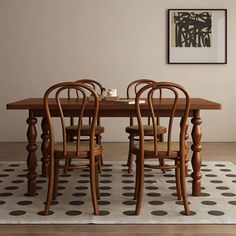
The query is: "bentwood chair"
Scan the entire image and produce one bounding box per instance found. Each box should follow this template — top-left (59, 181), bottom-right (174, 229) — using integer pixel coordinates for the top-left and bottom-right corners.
top-left (64, 79), bottom-right (105, 172)
top-left (125, 79), bottom-right (166, 173)
top-left (132, 82), bottom-right (190, 215)
top-left (43, 82), bottom-right (102, 215)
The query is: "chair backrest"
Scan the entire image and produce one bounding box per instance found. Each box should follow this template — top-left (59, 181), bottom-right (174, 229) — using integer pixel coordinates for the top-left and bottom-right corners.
top-left (44, 82), bottom-right (99, 157)
top-left (127, 79), bottom-right (161, 126)
top-left (68, 79), bottom-right (104, 126)
top-left (135, 82), bottom-right (190, 158)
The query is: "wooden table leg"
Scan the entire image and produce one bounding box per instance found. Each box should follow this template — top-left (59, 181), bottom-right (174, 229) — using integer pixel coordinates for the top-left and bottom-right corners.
top-left (26, 110), bottom-right (38, 196)
top-left (191, 110), bottom-right (202, 197)
top-left (41, 117), bottom-right (49, 177)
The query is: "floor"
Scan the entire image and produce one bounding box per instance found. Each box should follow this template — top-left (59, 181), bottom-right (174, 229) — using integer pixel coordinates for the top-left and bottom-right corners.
top-left (0, 142), bottom-right (236, 236)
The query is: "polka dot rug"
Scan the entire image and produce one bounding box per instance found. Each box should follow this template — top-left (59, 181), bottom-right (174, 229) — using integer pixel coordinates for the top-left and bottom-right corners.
top-left (0, 161), bottom-right (236, 224)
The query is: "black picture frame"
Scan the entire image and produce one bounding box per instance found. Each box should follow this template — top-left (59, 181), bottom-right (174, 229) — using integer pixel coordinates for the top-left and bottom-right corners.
top-left (168, 9), bottom-right (227, 64)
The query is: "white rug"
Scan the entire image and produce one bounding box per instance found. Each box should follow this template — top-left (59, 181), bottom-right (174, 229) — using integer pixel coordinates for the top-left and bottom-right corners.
top-left (0, 161), bottom-right (236, 224)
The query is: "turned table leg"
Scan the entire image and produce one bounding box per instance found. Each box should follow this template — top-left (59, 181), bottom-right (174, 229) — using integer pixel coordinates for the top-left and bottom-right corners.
top-left (26, 110), bottom-right (38, 196)
top-left (191, 110), bottom-right (202, 197)
top-left (41, 117), bottom-right (49, 177)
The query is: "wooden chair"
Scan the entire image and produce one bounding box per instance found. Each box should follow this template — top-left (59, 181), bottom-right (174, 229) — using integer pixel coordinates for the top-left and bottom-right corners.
top-left (125, 79), bottom-right (166, 173)
top-left (132, 82), bottom-right (190, 215)
top-left (64, 79), bottom-right (105, 172)
top-left (43, 82), bottom-right (102, 215)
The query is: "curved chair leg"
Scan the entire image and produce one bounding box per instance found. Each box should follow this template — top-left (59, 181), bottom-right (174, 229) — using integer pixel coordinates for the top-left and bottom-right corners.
top-left (90, 157), bottom-right (99, 215)
top-left (135, 157), bottom-right (144, 215)
top-left (95, 158), bottom-right (100, 200)
top-left (127, 134), bottom-right (134, 173)
top-left (134, 155), bottom-right (140, 201)
top-left (96, 134), bottom-right (103, 166)
top-left (180, 157), bottom-right (190, 215)
top-left (53, 158), bottom-right (59, 200)
top-left (44, 159), bottom-right (55, 215)
top-left (175, 160), bottom-right (182, 200)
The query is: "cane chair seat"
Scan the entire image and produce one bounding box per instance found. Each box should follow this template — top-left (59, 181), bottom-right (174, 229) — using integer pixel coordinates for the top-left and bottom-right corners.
top-left (66, 125), bottom-right (105, 136)
top-left (55, 142), bottom-right (102, 157)
top-left (126, 125), bottom-right (166, 136)
top-left (132, 141), bottom-right (189, 158)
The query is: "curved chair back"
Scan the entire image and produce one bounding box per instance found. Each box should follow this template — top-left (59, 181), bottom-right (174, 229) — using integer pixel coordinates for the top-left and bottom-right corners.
top-left (44, 82), bottom-right (99, 158)
top-left (135, 82), bottom-right (190, 159)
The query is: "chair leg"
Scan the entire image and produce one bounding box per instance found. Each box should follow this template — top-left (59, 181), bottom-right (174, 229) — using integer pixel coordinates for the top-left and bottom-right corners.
top-left (90, 157), bottom-right (99, 215)
top-left (95, 158), bottom-right (100, 200)
top-left (96, 134), bottom-right (103, 166)
top-left (44, 158), bottom-right (55, 215)
top-left (134, 156), bottom-right (140, 201)
top-left (53, 158), bottom-right (59, 200)
top-left (127, 134), bottom-right (134, 173)
top-left (180, 157), bottom-right (190, 215)
top-left (175, 160), bottom-right (182, 200)
top-left (135, 157), bottom-right (144, 215)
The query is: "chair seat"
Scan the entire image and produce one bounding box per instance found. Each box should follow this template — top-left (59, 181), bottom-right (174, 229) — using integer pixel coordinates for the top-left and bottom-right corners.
top-left (132, 141), bottom-right (189, 158)
top-left (55, 142), bottom-right (102, 158)
top-left (126, 125), bottom-right (166, 136)
top-left (66, 125), bottom-right (105, 136)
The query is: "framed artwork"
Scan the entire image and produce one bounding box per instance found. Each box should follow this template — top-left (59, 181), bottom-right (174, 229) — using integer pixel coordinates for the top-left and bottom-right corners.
top-left (168, 9), bottom-right (227, 64)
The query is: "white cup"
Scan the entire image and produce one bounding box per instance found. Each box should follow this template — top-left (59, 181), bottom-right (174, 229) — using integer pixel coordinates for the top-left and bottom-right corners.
top-left (107, 89), bottom-right (117, 97)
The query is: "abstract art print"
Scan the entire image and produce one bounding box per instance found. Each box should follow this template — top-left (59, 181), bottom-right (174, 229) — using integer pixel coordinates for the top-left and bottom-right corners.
top-left (168, 9), bottom-right (227, 64)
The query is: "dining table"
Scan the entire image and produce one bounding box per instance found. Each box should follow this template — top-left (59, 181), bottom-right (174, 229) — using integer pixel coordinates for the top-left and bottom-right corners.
top-left (6, 97), bottom-right (221, 198)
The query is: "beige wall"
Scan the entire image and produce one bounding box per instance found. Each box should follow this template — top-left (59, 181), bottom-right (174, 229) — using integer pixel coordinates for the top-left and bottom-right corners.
top-left (1, 0), bottom-right (236, 142)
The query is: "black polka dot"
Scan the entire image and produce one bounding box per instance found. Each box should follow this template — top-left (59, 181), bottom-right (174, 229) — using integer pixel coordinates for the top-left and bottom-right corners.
top-left (98, 200), bottom-right (111, 205)
top-left (226, 174), bottom-right (236, 177)
top-left (144, 168), bottom-right (152, 172)
top-left (216, 186), bottom-right (229, 190)
top-left (149, 201), bottom-right (164, 205)
top-left (123, 200), bottom-right (136, 205)
top-left (220, 169), bottom-right (231, 172)
top-left (205, 174), bottom-right (217, 177)
top-left (5, 186), bottom-right (18, 190)
top-left (176, 201), bottom-right (191, 205)
top-left (36, 186), bottom-right (43, 190)
top-left (59, 179), bottom-right (69, 184)
top-left (22, 169), bottom-right (28, 172)
top-left (17, 201), bottom-right (33, 206)
top-left (38, 210), bottom-right (54, 216)
top-left (165, 180), bottom-right (176, 184)
top-left (228, 201), bottom-right (236, 205)
top-left (151, 210), bottom-right (168, 216)
top-left (144, 174), bottom-right (154, 178)
top-left (0, 174), bottom-right (9, 177)
top-left (11, 180), bottom-right (24, 184)
top-left (210, 180), bottom-right (223, 184)
top-left (122, 180), bottom-right (134, 184)
top-left (80, 174), bottom-right (90, 178)
top-left (201, 201), bottom-right (217, 205)
top-left (69, 201), bottom-right (84, 205)
top-left (0, 192), bottom-right (13, 197)
top-left (208, 210), bottom-right (224, 216)
top-left (147, 192), bottom-right (161, 197)
top-left (144, 180), bottom-right (156, 184)
top-left (215, 164), bottom-right (226, 167)
top-left (101, 174), bottom-right (112, 178)
top-left (99, 210), bottom-right (110, 216)
top-left (100, 186), bottom-right (111, 191)
top-left (221, 192), bottom-right (236, 197)
top-left (9, 210), bottom-right (26, 216)
top-left (122, 192), bottom-right (134, 197)
top-left (201, 164), bottom-right (207, 167)
top-left (123, 210), bottom-right (135, 216)
top-left (65, 210), bottom-right (82, 216)
top-left (0, 201), bottom-right (6, 205)
top-left (72, 192), bottom-right (87, 197)
top-left (36, 179), bottom-right (47, 184)
top-left (3, 169), bottom-right (15, 172)
top-left (9, 164), bottom-right (20, 167)
top-left (75, 186), bottom-right (88, 191)
top-left (232, 180), bottom-right (236, 183)
top-left (17, 174), bottom-right (26, 178)
top-left (201, 169), bottom-right (212, 172)
top-left (57, 186), bottom-right (66, 190)
top-left (168, 186), bottom-right (177, 190)
top-left (60, 174), bottom-right (71, 177)
top-left (146, 186), bottom-right (159, 190)
top-left (201, 192), bottom-right (210, 197)
top-left (163, 174), bottom-right (175, 178)
top-left (100, 192), bottom-right (111, 197)
top-left (180, 211), bottom-right (196, 216)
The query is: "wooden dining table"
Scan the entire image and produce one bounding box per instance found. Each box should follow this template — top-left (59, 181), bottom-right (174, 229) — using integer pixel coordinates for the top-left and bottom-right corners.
top-left (6, 98), bottom-right (221, 198)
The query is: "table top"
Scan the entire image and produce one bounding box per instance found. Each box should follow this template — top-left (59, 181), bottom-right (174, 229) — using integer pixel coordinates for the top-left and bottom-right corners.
top-left (7, 98), bottom-right (221, 110)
